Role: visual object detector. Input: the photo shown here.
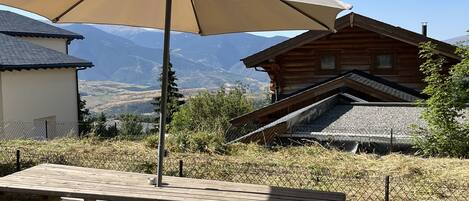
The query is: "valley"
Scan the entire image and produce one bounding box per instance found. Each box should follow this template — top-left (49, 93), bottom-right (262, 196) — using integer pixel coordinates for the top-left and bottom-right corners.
top-left (79, 80), bottom-right (212, 116)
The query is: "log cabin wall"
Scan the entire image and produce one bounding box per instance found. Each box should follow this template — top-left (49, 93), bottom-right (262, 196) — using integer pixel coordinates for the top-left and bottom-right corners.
top-left (262, 26), bottom-right (427, 97)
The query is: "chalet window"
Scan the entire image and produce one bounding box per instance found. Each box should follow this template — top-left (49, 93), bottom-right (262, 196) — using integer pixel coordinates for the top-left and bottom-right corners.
top-left (375, 54), bottom-right (393, 69)
top-left (320, 55), bottom-right (336, 70)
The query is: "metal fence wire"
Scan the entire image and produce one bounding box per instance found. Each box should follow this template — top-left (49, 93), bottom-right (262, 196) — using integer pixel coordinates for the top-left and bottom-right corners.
top-left (225, 122), bottom-right (418, 145)
top-left (0, 121), bottom-right (79, 140)
top-left (0, 121), bottom-right (156, 140)
top-left (0, 148), bottom-right (467, 201)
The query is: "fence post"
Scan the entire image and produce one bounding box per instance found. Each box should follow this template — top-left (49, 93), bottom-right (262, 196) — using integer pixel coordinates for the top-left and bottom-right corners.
top-left (78, 122), bottom-right (81, 139)
top-left (45, 120), bottom-right (48, 139)
top-left (179, 160), bottom-right (183, 177)
top-left (384, 175), bottom-right (390, 201)
top-left (389, 128), bottom-right (393, 154)
top-left (16, 150), bottom-right (20, 172)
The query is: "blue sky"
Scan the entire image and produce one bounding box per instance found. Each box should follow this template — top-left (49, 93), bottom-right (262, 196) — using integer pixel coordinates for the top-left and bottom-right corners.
top-left (1, 1), bottom-right (467, 41)
top-left (253, 0), bottom-right (469, 40)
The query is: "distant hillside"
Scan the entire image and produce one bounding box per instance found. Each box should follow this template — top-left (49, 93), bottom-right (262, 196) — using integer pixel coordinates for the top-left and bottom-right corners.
top-left (79, 80), bottom-right (208, 116)
top-left (445, 35), bottom-right (469, 45)
top-left (97, 25), bottom-right (286, 69)
top-left (61, 24), bottom-right (287, 90)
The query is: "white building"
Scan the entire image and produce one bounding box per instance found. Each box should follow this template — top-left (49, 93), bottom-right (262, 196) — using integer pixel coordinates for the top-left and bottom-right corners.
top-left (0, 11), bottom-right (92, 140)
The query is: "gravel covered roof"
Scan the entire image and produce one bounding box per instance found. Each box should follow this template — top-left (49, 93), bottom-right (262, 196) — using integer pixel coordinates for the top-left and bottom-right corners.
top-left (0, 33), bottom-right (92, 70)
top-left (0, 10), bottom-right (83, 40)
top-left (293, 104), bottom-right (426, 137)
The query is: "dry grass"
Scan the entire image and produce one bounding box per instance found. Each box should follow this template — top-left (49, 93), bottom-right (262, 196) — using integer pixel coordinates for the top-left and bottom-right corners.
top-left (1, 139), bottom-right (467, 200)
top-left (1, 139), bottom-right (467, 180)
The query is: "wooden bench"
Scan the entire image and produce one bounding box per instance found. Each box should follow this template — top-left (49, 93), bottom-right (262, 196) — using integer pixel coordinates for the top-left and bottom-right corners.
top-left (0, 164), bottom-right (346, 201)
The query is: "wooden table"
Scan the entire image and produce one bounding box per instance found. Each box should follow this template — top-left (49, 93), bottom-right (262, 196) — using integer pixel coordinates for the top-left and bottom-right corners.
top-left (0, 164), bottom-right (345, 201)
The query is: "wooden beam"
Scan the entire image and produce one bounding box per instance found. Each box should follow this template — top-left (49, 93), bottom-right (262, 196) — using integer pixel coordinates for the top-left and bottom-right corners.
top-left (344, 79), bottom-right (404, 101)
top-left (271, 63), bottom-right (283, 94)
top-left (230, 77), bottom-right (347, 125)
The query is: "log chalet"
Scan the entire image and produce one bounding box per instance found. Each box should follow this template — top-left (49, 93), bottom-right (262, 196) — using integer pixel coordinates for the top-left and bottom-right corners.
top-left (226, 13), bottom-right (461, 149)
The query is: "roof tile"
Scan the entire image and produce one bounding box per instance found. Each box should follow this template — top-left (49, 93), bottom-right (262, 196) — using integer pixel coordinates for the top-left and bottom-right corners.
top-left (0, 10), bottom-right (82, 40)
top-left (0, 33), bottom-right (92, 70)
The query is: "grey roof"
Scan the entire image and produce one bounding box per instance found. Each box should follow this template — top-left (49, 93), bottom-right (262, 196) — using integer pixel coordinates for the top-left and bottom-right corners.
top-left (346, 73), bottom-right (421, 102)
top-left (298, 104), bottom-right (425, 134)
top-left (0, 33), bottom-right (92, 70)
top-left (291, 104), bottom-right (426, 144)
top-left (228, 94), bottom-right (343, 144)
top-left (287, 70), bottom-right (425, 101)
top-left (230, 70), bottom-right (425, 127)
top-left (0, 10), bottom-right (83, 40)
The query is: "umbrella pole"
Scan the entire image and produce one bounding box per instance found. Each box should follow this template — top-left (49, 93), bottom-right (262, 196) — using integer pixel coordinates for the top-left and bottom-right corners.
top-left (157, 0), bottom-right (172, 187)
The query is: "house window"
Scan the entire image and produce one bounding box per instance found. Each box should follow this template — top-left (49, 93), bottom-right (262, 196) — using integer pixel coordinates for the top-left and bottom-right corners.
top-left (375, 54), bottom-right (393, 69)
top-left (320, 55), bottom-right (336, 70)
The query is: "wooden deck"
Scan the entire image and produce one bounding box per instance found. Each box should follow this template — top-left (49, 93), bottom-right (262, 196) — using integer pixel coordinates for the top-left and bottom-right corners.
top-left (0, 164), bottom-right (345, 201)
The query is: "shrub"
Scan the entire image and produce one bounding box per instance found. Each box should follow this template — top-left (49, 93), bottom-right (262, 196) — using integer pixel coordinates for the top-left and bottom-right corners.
top-left (91, 113), bottom-right (117, 138)
top-left (119, 114), bottom-right (144, 136)
top-left (143, 134), bottom-right (159, 148)
top-left (413, 42), bottom-right (469, 158)
top-left (165, 131), bottom-right (227, 154)
top-left (170, 86), bottom-right (254, 134)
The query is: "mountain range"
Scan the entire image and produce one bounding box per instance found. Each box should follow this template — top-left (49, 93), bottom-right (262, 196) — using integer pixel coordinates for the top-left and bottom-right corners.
top-left (63, 24), bottom-right (287, 90)
top-left (445, 35), bottom-right (469, 45)
top-left (63, 23), bottom-right (466, 90)
top-left (62, 24), bottom-right (465, 115)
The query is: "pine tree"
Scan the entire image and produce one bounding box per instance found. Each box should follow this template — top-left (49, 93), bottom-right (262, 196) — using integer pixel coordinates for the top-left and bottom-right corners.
top-left (93, 113), bottom-right (108, 136)
top-left (78, 95), bottom-right (93, 137)
top-left (153, 62), bottom-right (185, 131)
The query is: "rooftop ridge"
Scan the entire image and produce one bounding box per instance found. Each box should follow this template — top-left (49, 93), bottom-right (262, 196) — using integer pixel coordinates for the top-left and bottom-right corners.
top-left (0, 10), bottom-right (83, 40)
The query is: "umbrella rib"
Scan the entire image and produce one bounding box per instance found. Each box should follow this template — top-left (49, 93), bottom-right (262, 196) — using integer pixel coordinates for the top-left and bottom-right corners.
top-left (52, 0), bottom-right (84, 22)
top-left (191, 0), bottom-right (203, 34)
top-left (280, 0), bottom-right (331, 31)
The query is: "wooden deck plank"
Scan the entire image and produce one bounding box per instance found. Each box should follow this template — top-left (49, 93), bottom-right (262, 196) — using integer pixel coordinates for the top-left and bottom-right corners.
top-left (0, 164), bottom-right (346, 201)
top-left (20, 164), bottom-right (344, 200)
top-left (10, 167), bottom-right (332, 200)
top-left (0, 177), bottom-right (305, 201)
top-left (26, 165), bottom-right (342, 200)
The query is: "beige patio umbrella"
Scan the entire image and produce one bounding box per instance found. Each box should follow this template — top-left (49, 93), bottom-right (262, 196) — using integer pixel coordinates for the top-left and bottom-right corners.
top-left (0, 0), bottom-right (351, 187)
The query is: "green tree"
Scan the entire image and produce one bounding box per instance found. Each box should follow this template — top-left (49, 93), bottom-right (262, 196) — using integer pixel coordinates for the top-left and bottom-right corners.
top-left (413, 42), bottom-right (469, 158)
top-left (170, 85), bottom-right (254, 134)
top-left (253, 86), bottom-right (272, 109)
top-left (92, 112), bottom-right (115, 138)
top-left (120, 113), bottom-right (144, 136)
top-left (152, 62), bottom-right (185, 131)
top-left (78, 95), bottom-right (93, 137)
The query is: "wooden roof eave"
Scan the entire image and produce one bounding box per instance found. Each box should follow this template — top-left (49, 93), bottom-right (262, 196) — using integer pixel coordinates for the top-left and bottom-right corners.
top-left (351, 14), bottom-right (460, 60)
top-left (242, 30), bottom-right (331, 68)
top-left (230, 77), bottom-right (348, 126)
top-left (242, 13), bottom-right (461, 68)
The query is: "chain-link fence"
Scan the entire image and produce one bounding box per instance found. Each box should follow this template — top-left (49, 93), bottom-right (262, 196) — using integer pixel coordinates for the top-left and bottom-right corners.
top-left (289, 125), bottom-right (412, 144)
top-left (1, 147), bottom-right (467, 200)
top-left (0, 120), bottom-right (156, 140)
top-left (226, 122), bottom-right (417, 154)
top-left (2, 120), bottom-right (415, 152)
top-left (0, 121), bottom-right (79, 140)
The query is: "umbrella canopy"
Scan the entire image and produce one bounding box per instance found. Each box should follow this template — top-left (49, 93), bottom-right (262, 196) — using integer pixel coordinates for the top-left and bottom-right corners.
top-left (0, 0), bottom-right (351, 187)
top-left (0, 0), bottom-right (351, 34)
